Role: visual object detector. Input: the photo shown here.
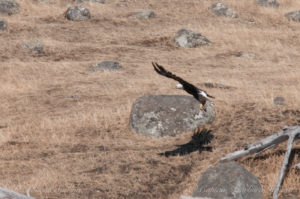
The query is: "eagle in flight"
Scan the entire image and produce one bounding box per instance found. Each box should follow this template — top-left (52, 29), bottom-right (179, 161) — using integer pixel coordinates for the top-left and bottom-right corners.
top-left (152, 62), bottom-right (214, 111)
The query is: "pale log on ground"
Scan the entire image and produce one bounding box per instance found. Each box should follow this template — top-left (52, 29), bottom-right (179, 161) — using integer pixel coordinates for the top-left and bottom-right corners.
top-left (0, 187), bottom-right (35, 199)
top-left (220, 126), bottom-right (300, 199)
top-left (292, 162), bottom-right (300, 169)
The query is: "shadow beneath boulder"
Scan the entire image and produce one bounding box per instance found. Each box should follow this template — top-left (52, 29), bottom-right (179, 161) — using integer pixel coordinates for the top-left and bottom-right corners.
top-left (159, 128), bottom-right (214, 157)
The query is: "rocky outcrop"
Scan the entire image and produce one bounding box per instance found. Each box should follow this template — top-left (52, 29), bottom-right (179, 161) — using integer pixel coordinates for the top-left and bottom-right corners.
top-left (193, 161), bottom-right (263, 199)
top-left (0, 0), bottom-right (19, 15)
top-left (174, 29), bottom-right (211, 48)
top-left (210, 2), bottom-right (237, 18)
top-left (129, 95), bottom-right (215, 138)
top-left (88, 61), bottom-right (123, 72)
top-left (65, 6), bottom-right (91, 21)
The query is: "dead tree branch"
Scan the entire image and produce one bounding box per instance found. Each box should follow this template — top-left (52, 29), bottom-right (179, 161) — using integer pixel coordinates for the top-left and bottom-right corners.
top-left (0, 187), bottom-right (35, 199)
top-left (220, 126), bottom-right (300, 199)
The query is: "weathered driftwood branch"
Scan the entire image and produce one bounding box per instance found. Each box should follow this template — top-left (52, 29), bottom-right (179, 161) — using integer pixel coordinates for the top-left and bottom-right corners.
top-left (220, 126), bottom-right (300, 199)
top-left (0, 187), bottom-right (35, 199)
top-left (272, 129), bottom-right (298, 199)
top-left (220, 126), bottom-right (300, 162)
top-left (292, 162), bottom-right (300, 169)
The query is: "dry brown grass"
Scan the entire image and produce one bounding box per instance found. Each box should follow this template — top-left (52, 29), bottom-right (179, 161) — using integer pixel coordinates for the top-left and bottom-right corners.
top-left (1, 0), bottom-right (300, 198)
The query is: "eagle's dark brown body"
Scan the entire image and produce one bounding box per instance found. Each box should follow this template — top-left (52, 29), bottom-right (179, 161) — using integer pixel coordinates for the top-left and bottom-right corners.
top-left (152, 62), bottom-right (214, 108)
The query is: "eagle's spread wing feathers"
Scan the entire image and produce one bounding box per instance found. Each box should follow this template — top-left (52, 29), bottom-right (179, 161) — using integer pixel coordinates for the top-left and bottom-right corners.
top-left (152, 62), bottom-right (200, 100)
top-left (152, 61), bottom-right (216, 108)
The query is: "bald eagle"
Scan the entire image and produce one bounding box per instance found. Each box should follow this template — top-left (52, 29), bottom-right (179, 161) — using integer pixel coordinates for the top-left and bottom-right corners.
top-left (152, 62), bottom-right (214, 110)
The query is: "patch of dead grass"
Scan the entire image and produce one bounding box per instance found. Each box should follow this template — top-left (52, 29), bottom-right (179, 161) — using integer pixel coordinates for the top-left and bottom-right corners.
top-left (0, 0), bottom-right (300, 198)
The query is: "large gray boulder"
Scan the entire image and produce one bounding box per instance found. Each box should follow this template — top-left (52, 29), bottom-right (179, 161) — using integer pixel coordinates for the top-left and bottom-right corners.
top-left (285, 11), bottom-right (300, 22)
top-left (256, 0), bottom-right (279, 8)
top-left (210, 2), bottom-right (237, 18)
top-left (65, 6), bottom-right (91, 21)
top-left (174, 29), bottom-right (211, 48)
top-left (129, 95), bottom-right (215, 137)
top-left (0, 0), bottom-right (19, 15)
top-left (193, 161), bottom-right (263, 199)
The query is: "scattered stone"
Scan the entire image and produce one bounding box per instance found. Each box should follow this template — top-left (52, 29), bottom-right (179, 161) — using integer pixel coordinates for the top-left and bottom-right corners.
top-left (116, 1), bottom-right (127, 7)
top-left (65, 6), bottom-right (91, 21)
top-left (201, 82), bottom-right (234, 89)
top-left (193, 161), bottom-right (263, 199)
top-left (0, 18), bottom-right (7, 30)
top-left (88, 61), bottom-right (123, 72)
top-left (238, 18), bottom-right (255, 25)
top-left (22, 40), bottom-right (44, 54)
top-left (0, 0), bottom-right (19, 15)
top-left (234, 51), bottom-right (255, 59)
top-left (273, 96), bottom-right (285, 106)
top-left (132, 10), bottom-right (155, 19)
top-left (210, 2), bottom-right (237, 18)
top-left (129, 95), bottom-right (215, 138)
top-left (174, 29), bottom-right (211, 48)
top-left (285, 11), bottom-right (300, 22)
top-left (256, 0), bottom-right (279, 8)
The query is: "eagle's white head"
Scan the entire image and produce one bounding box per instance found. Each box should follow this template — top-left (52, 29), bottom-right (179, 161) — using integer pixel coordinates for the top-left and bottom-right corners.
top-left (199, 90), bottom-right (208, 98)
top-left (175, 83), bottom-right (183, 89)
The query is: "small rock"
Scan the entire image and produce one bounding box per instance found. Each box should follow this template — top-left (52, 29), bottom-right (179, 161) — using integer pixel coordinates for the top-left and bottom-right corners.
top-left (88, 61), bottom-right (123, 72)
top-left (22, 40), bottom-right (44, 54)
top-left (202, 82), bottom-right (234, 89)
top-left (174, 29), bottom-right (211, 48)
top-left (65, 6), bottom-right (91, 21)
top-left (235, 51), bottom-right (255, 59)
top-left (0, 18), bottom-right (7, 30)
top-left (193, 161), bottom-right (263, 199)
top-left (210, 2), bottom-right (237, 18)
top-left (285, 11), bottom-right (300, 22)
top-left (132, 10), bottom-right (155, 19)
top-left (238, 19), bottom-right (255, 25)
top-left (273, 96), bottom-right (285, 106)
top-left (116, 1), bottom-right (127, 7)
top-left (129, 95), bottom-right (215, 138)
top-left (256, 0), bottom-right (279, 8)
top-left (0, 0), bottom-right (19, 15)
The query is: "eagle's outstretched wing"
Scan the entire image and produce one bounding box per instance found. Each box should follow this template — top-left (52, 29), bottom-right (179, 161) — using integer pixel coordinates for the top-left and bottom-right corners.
top-left (152, 62), bottom-right (214, 104)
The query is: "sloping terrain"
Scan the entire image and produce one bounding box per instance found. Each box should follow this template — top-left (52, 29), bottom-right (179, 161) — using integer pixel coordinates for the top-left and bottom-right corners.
top-left (0, 0), bottom-right (300, 198)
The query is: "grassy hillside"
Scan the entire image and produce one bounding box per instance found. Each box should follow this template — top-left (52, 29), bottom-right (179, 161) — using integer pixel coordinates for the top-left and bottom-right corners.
top-left (0, 0), bottom-right (299, 198)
